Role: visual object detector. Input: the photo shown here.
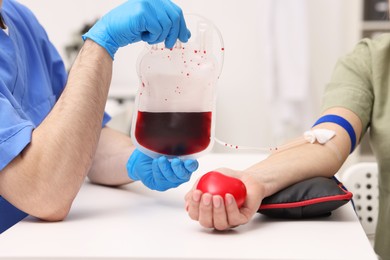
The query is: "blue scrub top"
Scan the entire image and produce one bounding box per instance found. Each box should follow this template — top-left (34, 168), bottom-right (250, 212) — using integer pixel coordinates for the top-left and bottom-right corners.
top-left (0, 0), bottom-right (110, 233)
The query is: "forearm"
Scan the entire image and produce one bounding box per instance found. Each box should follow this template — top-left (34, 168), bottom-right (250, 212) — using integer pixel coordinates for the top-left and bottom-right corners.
top-left (0, 40), bottom-right (112, 220)
top-left (88, 127), bottom-right (135, 186)
top-left (247, 142), bottom-right (343, 198)
top-left (247, 107), bottom-right (362, 198)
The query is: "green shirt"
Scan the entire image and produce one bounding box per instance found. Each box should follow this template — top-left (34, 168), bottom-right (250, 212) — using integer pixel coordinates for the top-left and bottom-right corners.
top-left (322, 33), bottom-right (390, 259)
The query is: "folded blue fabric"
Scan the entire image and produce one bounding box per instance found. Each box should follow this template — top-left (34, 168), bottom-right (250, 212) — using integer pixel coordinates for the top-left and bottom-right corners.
top-left (0, 196), bottom-right (28, 234)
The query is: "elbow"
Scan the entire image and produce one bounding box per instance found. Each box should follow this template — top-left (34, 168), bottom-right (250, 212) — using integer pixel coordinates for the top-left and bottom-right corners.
top-left (27, 181), bottom-right (75, 221)
top-left (37, 203), bottom-right (71, 222)
top-left (28, 180), bottom-right (79, 222)
top-left (29, 194), bottom-right (72, 222)
top-left (5, 148), bottom-right (86, 222)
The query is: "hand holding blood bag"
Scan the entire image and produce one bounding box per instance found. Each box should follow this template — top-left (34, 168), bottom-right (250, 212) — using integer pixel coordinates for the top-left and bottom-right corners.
top-left (131, 15), bottom-right (224, 159)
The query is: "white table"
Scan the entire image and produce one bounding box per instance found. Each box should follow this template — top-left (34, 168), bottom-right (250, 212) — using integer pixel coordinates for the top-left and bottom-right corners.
top-left (0, 153), bottom-right (377, 260)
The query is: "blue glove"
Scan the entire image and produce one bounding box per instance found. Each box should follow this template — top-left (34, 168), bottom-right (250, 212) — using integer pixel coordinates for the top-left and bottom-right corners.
top-left (127, 149), bottom-right (199, 191)
top-left (82, 0), bottom-right (191, 59)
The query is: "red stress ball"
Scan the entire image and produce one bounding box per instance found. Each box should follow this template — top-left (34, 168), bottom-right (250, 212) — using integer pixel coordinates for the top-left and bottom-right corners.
top-left (196, 171), bottom-right (247, 208)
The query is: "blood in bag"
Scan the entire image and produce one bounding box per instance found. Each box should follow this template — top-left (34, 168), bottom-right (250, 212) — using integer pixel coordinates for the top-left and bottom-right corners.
top-left (131, 15), bottom-right (224, 159)
top-left (134, 111), bottom-right (212, 156)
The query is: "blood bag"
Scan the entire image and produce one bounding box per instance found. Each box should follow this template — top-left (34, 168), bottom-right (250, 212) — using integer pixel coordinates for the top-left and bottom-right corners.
top-left (131, 15), bottom-right (224, 159)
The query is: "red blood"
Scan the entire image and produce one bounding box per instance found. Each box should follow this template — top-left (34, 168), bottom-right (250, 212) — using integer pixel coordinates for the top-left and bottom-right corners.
top-left (196, 171), bottom-right (247, 208)
top-left (135, 111), bottom-right (212, 156)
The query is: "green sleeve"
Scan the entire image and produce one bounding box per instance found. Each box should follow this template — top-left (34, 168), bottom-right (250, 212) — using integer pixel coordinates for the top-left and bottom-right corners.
top-left (321, 39), bottom-right (374, 137)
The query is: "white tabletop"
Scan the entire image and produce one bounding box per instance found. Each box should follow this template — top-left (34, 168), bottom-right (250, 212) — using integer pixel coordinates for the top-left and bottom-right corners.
top-left (0, 153), bottom-right (377, 260)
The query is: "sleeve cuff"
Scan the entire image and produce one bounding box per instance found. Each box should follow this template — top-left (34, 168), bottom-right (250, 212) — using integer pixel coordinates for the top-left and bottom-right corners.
top-left (0, 125), bottom-right (34, 171)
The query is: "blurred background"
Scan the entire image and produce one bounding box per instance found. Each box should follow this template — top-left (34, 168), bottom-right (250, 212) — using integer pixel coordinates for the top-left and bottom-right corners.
top-left (17, 0), bottom-right (388, 165)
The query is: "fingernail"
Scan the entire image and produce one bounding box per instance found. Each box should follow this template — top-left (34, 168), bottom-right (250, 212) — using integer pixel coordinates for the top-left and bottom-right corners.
top-left (213, 196), bottom-right (221, 208)
top-left (202, 194), bottom-right (211, 206)
top-left (192, 191), bottom-right (201, 202)
top-left (226, 194), bottom-right (234, 205)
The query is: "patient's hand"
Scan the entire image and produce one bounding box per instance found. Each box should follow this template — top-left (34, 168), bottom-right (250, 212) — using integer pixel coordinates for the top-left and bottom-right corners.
top-left (185, 168), bottom-right (265, 231)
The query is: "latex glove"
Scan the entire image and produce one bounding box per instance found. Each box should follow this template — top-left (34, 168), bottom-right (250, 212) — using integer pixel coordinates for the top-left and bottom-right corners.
top-left (127, 149), bottom-right (199, 191)
top-left (82, 0), bottom-right (191, 59)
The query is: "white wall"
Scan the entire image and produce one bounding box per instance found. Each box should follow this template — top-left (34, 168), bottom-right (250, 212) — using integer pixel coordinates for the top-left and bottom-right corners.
top-left (17, 0), bottom-right (362, 152)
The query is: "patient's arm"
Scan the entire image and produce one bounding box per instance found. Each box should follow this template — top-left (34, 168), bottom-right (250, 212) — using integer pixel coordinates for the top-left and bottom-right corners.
top-left (186, 106), bottom-right (362, 230)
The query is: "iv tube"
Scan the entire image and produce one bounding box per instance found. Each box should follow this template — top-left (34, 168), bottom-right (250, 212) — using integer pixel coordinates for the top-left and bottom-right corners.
top-left (214, 137), bottom-right (308, 153)
top-left (214, 129), bottom-right (341, 159)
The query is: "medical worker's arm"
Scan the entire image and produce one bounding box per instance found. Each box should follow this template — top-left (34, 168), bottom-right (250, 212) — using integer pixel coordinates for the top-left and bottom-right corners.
top-left (0, 0), bottom-right (190, 221)
top-left (87, 127), bottom-right (135, 186)
top-left (185, 107), bottom-right (362, 230)
top-left (0, 40), bottom-right (112, 221)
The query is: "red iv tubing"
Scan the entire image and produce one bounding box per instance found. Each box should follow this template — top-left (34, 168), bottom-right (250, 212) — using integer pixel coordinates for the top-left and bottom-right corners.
top-left (214, 137), bottom-right (308, 153)
top-left (214, 131), bottom-right (342, 161)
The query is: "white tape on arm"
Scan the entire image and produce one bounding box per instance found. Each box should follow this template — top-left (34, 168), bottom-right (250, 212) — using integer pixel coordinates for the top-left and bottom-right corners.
top-left (304, 129), bottom-right (342, 161)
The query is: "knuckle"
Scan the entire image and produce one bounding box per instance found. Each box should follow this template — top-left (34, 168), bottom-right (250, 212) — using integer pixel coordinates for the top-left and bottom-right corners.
top-left (165, 19), bottom-right (173, 28)
top-left (173, 5), bottom-right (184, 17)
top-left (177, 8), bottom-right (184, 17)
top-left (170, 13), bottom-right (180, 25)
